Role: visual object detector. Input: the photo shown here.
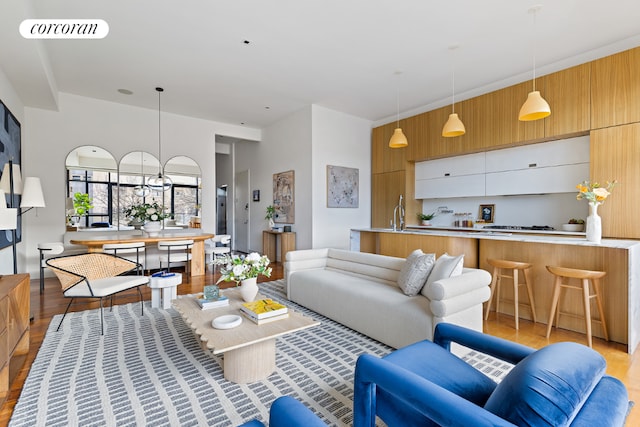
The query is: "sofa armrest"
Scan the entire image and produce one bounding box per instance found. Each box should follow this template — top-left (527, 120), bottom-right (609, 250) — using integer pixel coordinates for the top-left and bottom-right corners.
top-left (424, 268), bottom-right (492, 301)
top-left (354, 354), bottom-right (516, 427)
top-left (284, 248), bottom-right (329, 289)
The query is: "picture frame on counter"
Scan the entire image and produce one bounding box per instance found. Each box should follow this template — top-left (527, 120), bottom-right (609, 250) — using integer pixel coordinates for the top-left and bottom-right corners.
top-left (479, 204), bottom-right (495, 223)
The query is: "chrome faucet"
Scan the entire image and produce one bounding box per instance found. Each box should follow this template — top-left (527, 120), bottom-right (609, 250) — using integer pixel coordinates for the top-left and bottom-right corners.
top-left (392, 194), bottom-right (405, 231)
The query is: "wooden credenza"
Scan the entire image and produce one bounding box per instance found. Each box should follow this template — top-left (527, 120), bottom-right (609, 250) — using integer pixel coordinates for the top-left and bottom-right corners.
top-left (262, 230), bottom-right (296, 263)
top-left (0, 274), bottom-right (30, 407)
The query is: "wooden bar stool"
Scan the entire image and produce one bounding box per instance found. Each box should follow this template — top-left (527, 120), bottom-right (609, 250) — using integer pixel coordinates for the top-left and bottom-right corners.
top-left (484, 258), bottom-right (537, 329)
top-left (545, 266), bottom-right (608, 348)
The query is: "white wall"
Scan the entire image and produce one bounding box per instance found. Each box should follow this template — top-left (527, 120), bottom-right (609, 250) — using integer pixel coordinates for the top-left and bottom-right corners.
top-left (0, 68), bottom-right (25, 275)
top-left (235, 106), bottom-right (313, 255)
top-left (22, 92), bottom-right (260, 277)
top-left (311, 105), bottom-right (371, 249)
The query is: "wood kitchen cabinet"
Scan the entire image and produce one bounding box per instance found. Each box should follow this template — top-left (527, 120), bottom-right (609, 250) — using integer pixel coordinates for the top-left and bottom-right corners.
top-left (0, 274), bottom-right (30, 408)
top-left (590, 123), bottom-right (640, 238)
top-left (542, 63), bottom-right (591, 136)
top-left (591, 46), bottom-right (640, 129)
top-left (371, 122), bottom-right (406, 174)
top-left (372, 171), bottom-right (406, 229)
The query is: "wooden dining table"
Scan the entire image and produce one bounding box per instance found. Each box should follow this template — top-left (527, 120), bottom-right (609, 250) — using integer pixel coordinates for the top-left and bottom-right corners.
top-left (69, 230), bottom-right (215, 276)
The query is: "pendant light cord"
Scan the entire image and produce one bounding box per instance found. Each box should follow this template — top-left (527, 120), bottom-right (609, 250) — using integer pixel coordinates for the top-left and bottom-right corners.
top-left (531, 8), bottom-right (538, 91)
top-left (156, 87), bottom-right (164, 169)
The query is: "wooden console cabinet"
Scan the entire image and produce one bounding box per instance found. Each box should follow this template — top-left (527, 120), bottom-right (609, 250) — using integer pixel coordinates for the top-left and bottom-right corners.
top-left (262, 230), bottom-right (296, 263)
top-left (0, 274), bottom-right (30, 407)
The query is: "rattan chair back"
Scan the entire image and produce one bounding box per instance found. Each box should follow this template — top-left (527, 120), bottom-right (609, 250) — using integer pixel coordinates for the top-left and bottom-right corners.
top-left (46, 253), bottom-right (139, 292)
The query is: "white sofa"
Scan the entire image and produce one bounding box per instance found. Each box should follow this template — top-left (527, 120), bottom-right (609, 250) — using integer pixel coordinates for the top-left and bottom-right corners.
top-left (285, 248), bottom-right (492, 349)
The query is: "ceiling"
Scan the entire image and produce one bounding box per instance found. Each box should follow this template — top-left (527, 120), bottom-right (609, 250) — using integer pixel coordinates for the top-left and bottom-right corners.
top-left (2, 0), bottom-right (640, 129)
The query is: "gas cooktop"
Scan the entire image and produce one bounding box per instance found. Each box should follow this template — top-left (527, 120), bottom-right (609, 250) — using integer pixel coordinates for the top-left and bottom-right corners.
top-left (483, 225), bottom-right (555, 231)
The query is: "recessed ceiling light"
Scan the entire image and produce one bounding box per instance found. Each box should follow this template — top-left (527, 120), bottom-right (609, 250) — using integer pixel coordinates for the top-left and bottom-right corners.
top-left (117, 89), bottom-right (133, 95)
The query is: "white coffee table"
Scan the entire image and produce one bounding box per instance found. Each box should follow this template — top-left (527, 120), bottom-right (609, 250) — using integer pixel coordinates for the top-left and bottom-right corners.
top-left (173, 288), bottom-right (320, 383)
top-left (148, 273), bottom-right (183, 309)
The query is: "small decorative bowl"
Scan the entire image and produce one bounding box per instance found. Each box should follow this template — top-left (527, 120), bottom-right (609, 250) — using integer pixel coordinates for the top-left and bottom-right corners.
top-left (561, 224), bottom-right (584, 232)
top-left (212, 314), bottom-right (242, 330)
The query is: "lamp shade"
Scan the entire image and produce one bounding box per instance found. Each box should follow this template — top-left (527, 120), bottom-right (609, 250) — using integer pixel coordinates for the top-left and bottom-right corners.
top-left (442, 113), bottom-right (466, 137)
top-left (0, 163), bottom-right (23, 195)
top-left (147, 174), bottom-right (173, 192)
top-left (20, 177), bottom-right (46, 208)
top-left (388, 128), bottom-right (408, 148)
top-left (519, 91), bottom-right (551, 121)
top-left (0, 190), bottom-right (17, 230)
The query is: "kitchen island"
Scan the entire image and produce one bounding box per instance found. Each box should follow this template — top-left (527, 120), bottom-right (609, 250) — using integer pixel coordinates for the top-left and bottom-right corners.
top-left (351, 227), bottom-right (640, 354)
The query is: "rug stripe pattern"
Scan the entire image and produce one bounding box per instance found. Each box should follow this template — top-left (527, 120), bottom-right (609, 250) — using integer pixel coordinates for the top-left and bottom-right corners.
top-left (10, 280), bottom-right (511, 426)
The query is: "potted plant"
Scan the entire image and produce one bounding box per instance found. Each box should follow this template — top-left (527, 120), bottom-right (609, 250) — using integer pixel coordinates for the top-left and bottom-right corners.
top-left (417, 212), bottom-right (437, 226)
top-left (561, 218), bottom-right (585, 232)
top-left (67, 192), bottom-right (93, 226)
top-left (213, 252), bottom-right (273, 302)
top-left (124, 201), bottom-right (169, 230)
top-left (265, 205), bottom-right (276, 229)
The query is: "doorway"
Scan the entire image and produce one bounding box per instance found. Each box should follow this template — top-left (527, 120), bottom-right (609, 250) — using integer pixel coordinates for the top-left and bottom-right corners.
top-left (234, 170), bottom-right (250, 253)
top-left (216, 186), bottom-right (227, 234)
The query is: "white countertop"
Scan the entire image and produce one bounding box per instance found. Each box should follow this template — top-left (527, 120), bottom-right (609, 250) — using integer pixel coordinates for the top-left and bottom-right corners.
top-left (353, 227), bottom-right (640, 250)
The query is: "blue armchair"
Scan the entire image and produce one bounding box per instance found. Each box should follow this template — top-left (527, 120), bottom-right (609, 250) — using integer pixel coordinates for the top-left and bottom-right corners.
top-left (239, 396), bottom-right (326, 427)
top-left (354, 323), bottom-right (629, 427)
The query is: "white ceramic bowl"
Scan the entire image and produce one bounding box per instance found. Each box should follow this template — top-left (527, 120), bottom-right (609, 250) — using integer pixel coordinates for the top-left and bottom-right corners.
top-left (212, 314), bottom-right (242, 330)
top-left (561, 223), bottom-right (584, 232)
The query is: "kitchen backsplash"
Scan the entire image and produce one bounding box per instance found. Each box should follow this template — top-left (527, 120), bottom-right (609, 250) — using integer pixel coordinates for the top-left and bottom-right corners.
top-left (421, 193), bottom-right (587, 229)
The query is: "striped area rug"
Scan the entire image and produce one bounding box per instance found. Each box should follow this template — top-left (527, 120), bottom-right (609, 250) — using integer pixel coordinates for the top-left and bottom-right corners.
top-left (10, 280), bottom-right (511, 427)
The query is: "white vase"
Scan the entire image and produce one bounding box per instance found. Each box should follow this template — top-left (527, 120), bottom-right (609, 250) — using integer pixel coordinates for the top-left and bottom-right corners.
top-left (586, 202), bottom-right (602, 244)
top-left (143, 220), bottom-right (162, 236)
top-left (240, 277), bottom-right (259, 302)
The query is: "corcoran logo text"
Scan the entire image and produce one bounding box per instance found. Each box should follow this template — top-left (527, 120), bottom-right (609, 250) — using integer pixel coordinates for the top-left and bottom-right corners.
top-left (20, 19), bottom-right (109, 39)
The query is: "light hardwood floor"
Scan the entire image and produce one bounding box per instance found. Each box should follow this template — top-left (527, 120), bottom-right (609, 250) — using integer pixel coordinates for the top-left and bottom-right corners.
top-left (1, 263), bottom-right (638, 426)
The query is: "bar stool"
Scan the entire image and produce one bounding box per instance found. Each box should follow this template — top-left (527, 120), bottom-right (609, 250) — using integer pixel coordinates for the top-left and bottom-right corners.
top-left (545, 266), bottom-right (608, 348)
top-left (158, 239), bottom-right (193, 281)
top-left (102, 242), bottom-right (146, 275)
top-left (38, 242), bottom-right (65, 294)
top-left (484, 258), bottom-right (537, 329)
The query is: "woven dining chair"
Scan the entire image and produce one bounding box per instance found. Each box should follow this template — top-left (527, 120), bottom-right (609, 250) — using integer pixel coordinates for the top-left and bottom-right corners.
top-left (46, 252), bottom-right (149, 335)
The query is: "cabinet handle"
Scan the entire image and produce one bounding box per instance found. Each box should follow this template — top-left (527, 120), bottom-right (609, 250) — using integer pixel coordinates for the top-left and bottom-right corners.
top-left (529, 163), bottom-right (537, 168)
top-left (444, 173), bottom-right (450, 177)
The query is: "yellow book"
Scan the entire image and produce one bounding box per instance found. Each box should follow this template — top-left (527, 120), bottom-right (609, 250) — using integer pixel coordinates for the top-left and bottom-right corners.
top-left (240, 299), bottom-right (288, 319)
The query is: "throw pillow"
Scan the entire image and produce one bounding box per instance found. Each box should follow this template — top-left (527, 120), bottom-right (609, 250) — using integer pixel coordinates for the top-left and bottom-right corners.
top-left (397, 249), bottom-right (436, 296)
top-left (421, 253), bottom-right (464, 298)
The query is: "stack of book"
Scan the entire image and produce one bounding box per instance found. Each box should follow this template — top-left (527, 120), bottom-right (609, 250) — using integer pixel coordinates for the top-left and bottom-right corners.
top-left (196, 295), bottom-right (229, 310)
top-left (240, 299), bottom-right (289, 324)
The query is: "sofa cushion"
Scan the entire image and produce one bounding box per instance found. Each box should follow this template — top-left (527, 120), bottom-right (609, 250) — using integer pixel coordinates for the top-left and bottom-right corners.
top-left (484, 342), bottom-right (606, 426)
top-left (397, 249), bottom-right (436, 296)
top-left (421, 254), bottom-right (464, 298)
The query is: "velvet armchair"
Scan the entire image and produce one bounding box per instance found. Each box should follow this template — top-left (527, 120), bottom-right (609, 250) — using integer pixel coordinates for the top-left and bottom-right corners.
top-left (354, 323), bottom-right (629, 427)
top-left (238, 396), bottom-right (326, 427)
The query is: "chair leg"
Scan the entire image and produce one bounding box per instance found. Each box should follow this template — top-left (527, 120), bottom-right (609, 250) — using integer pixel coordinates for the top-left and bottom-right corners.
top-left (100, 297), bottom-right (105, 336)
top-left (513, 268), bottom-right (519, 330)
top-left (56, 298), bottom-right (75, 331)
top-left (40, 256), bottom-right (45, 294)
top-left (485, 267), bottom-right (499, 320)
top-left (137, 286), bottom-right (144, 315)
top-left (546, 276), bottom-right (562, 339)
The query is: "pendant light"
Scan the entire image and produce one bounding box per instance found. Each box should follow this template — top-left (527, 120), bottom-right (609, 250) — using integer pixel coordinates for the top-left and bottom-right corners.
top-left (519, 5), bottom-right (551, 121)
top-left (389, 71), bottom-right (408, 148)
top-left (133, 151), bottom-right (151, 197)
top-left (147, 87), bottom-right (173, 192)
top-left (442, 44), bottom-right (466, 137)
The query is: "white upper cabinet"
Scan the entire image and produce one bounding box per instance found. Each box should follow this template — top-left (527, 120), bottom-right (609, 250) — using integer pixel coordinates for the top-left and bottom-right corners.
top-left (485, 136), bottom-right (590, 196)
top-left (415, 136), bottom-right (590, 199)
top-left (415, 153), bottom-right (485, 198)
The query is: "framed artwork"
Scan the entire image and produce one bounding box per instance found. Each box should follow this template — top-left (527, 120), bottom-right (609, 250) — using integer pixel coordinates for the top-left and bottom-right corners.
top-left (273, 170), bottom-right (294, 223)
top-left (479, 204), bottom-right (495, 223)
top-left (327, 165), bottom-right (359, 208)
top-left (252, 190), bottom-right (260, 202)
top-left (0, 100), bottom-right (21, 250)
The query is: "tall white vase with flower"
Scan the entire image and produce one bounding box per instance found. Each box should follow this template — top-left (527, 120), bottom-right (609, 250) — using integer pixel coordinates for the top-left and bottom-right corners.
top-left (213, 252), bottom-right (273, 302)
top-left (576, 180), bottom-right (617, 244)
